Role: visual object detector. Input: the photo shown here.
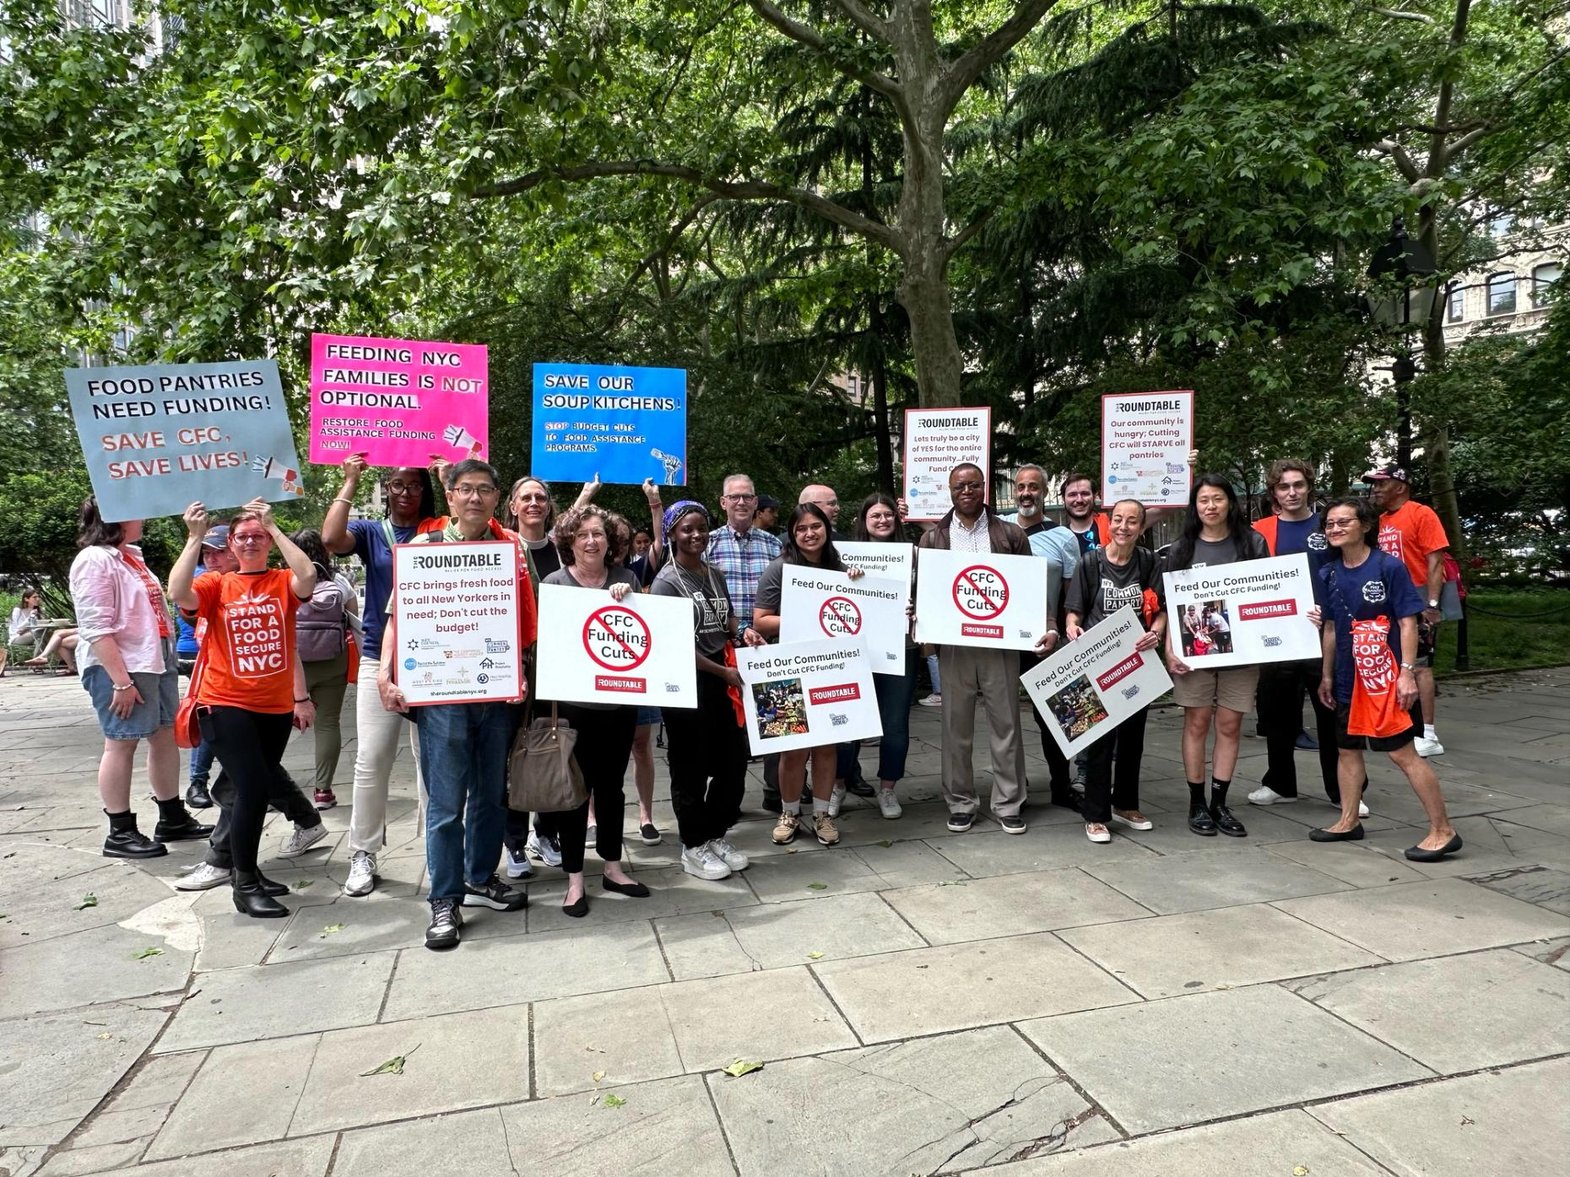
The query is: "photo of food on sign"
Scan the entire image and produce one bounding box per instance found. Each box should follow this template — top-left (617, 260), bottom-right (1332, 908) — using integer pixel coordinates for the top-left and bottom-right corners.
top-left (752, 677), bottom-right (809, 740)
top-left (1178, 599), bottom-right (1234, 658)
top-left (1046, 675), bottom-right (1111, 743)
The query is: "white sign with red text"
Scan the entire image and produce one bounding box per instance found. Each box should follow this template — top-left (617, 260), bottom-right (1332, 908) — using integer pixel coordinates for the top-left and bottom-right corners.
top-left (913, 548), bottom-right (1049, 651)
top-left (1021, 607), bottom-right (1172, 758)
top-left (1163, 553), bottom-right (1319, 669)
top-left (736, 638), bottom-right (881, 755)
top-left (534, 583), bottom-right (697, 707)
top-left (779, 566), bottom-right (909, 675)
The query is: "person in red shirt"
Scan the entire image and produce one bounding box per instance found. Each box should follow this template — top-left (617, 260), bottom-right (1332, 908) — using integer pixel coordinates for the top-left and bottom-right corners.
top-left (170, 498), bottom-right (317, 918)
top-left (1366, 466), bottom-right (1449, 757)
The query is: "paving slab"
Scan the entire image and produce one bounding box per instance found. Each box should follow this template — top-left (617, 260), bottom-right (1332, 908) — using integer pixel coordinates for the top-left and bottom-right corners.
top-left (1288, 947), bottom-right (1570, 1073)
top-left (881, 868), bottom-right (1151, 945)
top-left (330, 1108), bottom-right (513, 1177)
top-left (156, 952), bottom-right (393, 1052)
top-left (721, 889), bottom-right (926, 968)
top-left (520, 862), bottom-right (758, 934)
top-left (0, 848), bottom-right (172, 951)
top-left (709, 1025), bottom-right (1119, 1175)
top-left (37, 1137), bottom-right (149, 1175)
top-left (1264, 839), bottom-right (1427, 887)
top-left (144, 1035), bottom-right (318, 1160)
top-left (119, 1138), bottom-right (334, 1177)
top-left (816, 932), bottom-right (1139, 1044)
top-left (926, 828), bottom-right (1154, 879)
top-left (658, 965), bottom-right (859, 1071)
top-left (654, 909), bottom-right (763, 981)
top-left (965, 1108), bottom-right (1390, 1176)
top-left (1017, 985), bottom-right (1432, 1133)
top-left (1312, 1056), bottom-right (1570, 1177)
top-left (1080, 847), bottom-right (1354, 914)
top-left (1514, 935), bottom-right (1570, 971)
top-left (532, 985), bottom-right (684, 1096)
top-left (1273, 877), bottom-right (1570, 962)
top-left (496, 1074), bottom-right (733, 1176)
top-left (0, 920), bottom-right (195, 1016)
top-left (1465, 863), bottom-right (1570, 916)
top-left (1059, 903), bottom-right (1384, 998)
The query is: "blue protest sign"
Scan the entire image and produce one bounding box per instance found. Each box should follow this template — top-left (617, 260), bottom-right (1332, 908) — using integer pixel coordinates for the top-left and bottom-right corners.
top-left (531, 363), bottom-right (688, 485)
top-left (65, 359), bottom-right (304, 522)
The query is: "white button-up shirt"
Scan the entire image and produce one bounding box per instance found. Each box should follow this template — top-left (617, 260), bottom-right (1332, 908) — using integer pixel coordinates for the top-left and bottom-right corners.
top-left (68, 543), bottom-right (169, 675)
top-left (948, 512), bottom-right (992, 554)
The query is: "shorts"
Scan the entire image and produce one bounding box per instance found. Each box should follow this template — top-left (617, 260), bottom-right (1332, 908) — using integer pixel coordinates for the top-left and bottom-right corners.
top-left (83, 662), bottom-right (179, 740)
top-left (635, 705), bottom-right (662, 726)
top-left (1172, 665), bottom-right (1260, 713)
top-left (1415, 617), bottom-right (1438, 667)
top-left (1335, 703), bottom-right (1416, 753)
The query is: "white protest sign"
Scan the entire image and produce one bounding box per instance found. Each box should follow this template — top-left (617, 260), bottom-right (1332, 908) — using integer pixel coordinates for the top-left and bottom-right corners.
top-left (1101, 390), bottom-right (1194, 508)
top-left (1163, 553), bottom-right (1319, 669)
top-left (903, 407), bottom-right (991, 522)
top-left (836, 541), bottom-right (914, 598)
top-left (534, 583), bottom-right (697, 707)
top-left (737, 638), bottom-right (882, 755)
top-left (392, 540), bottom-right (523, 705)
top-left (779, 567), bottom-right (909, 676)
top-left (914, 547), bottom-right (1049, 651)
top-left (1021, 607), bottom-right (1172, 758)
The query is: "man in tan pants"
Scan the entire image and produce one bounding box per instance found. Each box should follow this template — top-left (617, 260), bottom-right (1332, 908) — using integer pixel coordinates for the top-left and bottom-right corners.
top-left (917, 464), bottom-right (1034, 834)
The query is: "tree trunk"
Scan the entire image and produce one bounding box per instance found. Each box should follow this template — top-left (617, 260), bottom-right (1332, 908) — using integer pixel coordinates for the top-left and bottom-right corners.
top-left (870, 300), bottom-right (895, 490)
top-left (1416, 208), bottom-right (1466, 560)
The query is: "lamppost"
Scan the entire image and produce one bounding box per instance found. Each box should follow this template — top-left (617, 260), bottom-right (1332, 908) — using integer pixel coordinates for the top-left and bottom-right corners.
top-left (1367, 217), bottom-right (1437, 471)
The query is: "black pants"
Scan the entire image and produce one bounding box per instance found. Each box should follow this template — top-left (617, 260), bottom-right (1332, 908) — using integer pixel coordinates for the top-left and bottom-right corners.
top-left (1257, 659), bottom-right (1347, 801)
top-left (1082, 708), bottom-right (1148, 824)
top-left (664, 675), bottom-right (747, 848)
top-left (1021, 650), bottom-right (1074, 796)
top-left (200, 707), bottom-right (293, 875)
top-left (553, 703), bottom-right (637, 873)
top-left (204, 763), bottom-right (318, 870)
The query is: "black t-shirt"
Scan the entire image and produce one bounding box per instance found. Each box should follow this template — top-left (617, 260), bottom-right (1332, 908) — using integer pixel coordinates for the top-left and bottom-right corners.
top-left (1066, 549), bottom-right (1161, 629)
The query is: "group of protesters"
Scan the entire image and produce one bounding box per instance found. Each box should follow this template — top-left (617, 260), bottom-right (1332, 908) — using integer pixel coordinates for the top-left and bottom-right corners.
top-left (65, 448), bottom-right (1460, 951)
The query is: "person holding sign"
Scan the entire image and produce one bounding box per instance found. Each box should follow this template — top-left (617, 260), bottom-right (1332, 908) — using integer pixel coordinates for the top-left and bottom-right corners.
top-left (538, 505), bottom-right (651, 917)
top-left (915, 463), bottom-right (1033, 835)
top-left (169, 499), bottom-right (316, 917)
top-left (849, 493), bottom-right (918, 819)
top-left (1312, 499), bottom-right (1460, 860)
top-left (752, 503), bottom-right (863, 845)
top-left (1062, 500), bottom-right (1167, 844)
top-left (1163, 475), bottom-right (1269, 839)
top-left (651, 501), bottom-right (765, 881)
top-left (70, 499), bottom-right (212, 861)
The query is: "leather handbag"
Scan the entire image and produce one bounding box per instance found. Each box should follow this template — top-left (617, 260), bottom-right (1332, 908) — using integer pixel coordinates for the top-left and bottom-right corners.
top-left (174, 646), bottom-right (208, 750)
top-left (507, 703), bottom-right (587, 812)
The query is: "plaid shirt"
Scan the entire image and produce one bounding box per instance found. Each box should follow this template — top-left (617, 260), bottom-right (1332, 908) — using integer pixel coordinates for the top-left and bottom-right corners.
top-left (706, 524), bottom-right (782, 633)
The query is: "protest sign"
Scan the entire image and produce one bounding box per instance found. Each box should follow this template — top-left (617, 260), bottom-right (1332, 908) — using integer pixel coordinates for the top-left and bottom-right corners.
top-left (309, 333), bottom-right (488, 466)
top-left (65, 359), bottom-right (301, 522)
top-left (534, 583), bottom-right (697, 707)
top-left (531, 363), bottom-right (688, 485)
top-left (913, 548), bottom-right (1049, 651)
top-left (1101, 391), bottom-right (1194, 508)
top-left (779, 567), bottom-right (909, 675)
top-left (737, 638), bottom-right (882, 755)
top-left (902, 408), bottom-right (991, 521)
top-left (391, 541), bottom-right (523, 705)
top-left (836, 541), bottom-right (914, 598)
top-left (1021, 607), bottom-right (1172, 758)
top-left (1164, 553), bottom-right (1319, 669)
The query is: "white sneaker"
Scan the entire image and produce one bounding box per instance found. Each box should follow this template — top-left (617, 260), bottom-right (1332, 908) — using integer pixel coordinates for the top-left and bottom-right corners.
top-left (1247, 786), bottom-right (1297, 806)
top-left (174, 862), bottom-right (230, 891)
top-left (681, 844), bottom-right (731, 881)
top-left (876, 788), bottom-right (902, 819)
top-left (827, 782), bottom-right (846, 818)
top-left (1358, 800), bottom-right (1370, 819)
top-left (526, 830), bottom-right (563, 868)
top-left (504, 846), bottom-right (533, 880)
top-left (344, 850), bottom-right (377, 897)
top-left (1085, 823), bottom-right (1112, 844)
top-left (708, 837), bottom-right (750, 872)
top-left (917, 693), bottom-right (942, 708)
top-left (1414, 736), bottom-right (1445, 757)
top-left (278, 822), bottom-right (327, 859)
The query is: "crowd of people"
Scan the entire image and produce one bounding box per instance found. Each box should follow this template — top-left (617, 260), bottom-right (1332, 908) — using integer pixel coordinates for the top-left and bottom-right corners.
top-left (57, 449), bottom-right (1462, 951)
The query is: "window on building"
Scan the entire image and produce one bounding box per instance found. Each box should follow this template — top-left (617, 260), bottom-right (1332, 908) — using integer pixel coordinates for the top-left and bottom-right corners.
top-left (1488, 212), bottom-right (1515, 238)
top-left (1533, 263), bottom-right (1563, 307)
top-left (1446, 285), bottom-right (1465, 323)
top-left (1487, 272), bottom-right (1517, 316)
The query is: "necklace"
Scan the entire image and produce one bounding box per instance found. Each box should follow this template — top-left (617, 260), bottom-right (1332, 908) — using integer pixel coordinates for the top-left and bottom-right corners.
top-left (673, 559), bottom-right (715, 598)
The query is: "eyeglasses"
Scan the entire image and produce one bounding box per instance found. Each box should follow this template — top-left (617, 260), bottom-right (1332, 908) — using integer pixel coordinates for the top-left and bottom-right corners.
top-left (232, 533), bottom-right (269, 546)
top-left (724, 493), bottom-right (757, 503)
top-left (950, 481), bottom-right (983, 493)
top-left (386, 481), bottom-right (420, 495)
top-left (451, 484), bottom-right (498, 498)
top-left (1323, 519), bottom-right (1360, 532)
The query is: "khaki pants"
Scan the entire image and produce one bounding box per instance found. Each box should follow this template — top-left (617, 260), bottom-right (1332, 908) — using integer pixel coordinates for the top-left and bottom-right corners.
top-left (938, 646), bottom-right (1027, 817)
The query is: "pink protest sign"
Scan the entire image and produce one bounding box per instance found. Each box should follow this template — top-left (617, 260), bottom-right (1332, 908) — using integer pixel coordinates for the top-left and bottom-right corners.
top-left (308, 333), bottom-right (488, 467)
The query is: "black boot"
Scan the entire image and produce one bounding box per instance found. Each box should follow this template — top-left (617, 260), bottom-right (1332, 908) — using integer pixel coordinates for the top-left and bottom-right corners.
top-left (1185, 783), bottom-right (1216, 836)
top-left (185, 777), bottom-right (213, 809)
top-left (154, 796), bottom-right (213, 842)
top-left (1209, 779), bottom-right (1247, 838)
top-left (233, 871), bottom-right (289, 918)
top-left (253, 871), bottom-right (291, 897)
top-left (103, 810), bottom-right (167, 859)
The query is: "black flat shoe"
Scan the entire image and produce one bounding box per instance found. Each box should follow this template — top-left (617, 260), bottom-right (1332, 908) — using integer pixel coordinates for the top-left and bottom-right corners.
top-left (1310, 824), bottom-right (1365, 842)
top-left (232, 881), bottom-right (289, 918)
top-left (1187, 803), bottom-right (1218, 836)
top-left (1404, 834), bottom-right (1463, 862)
top-left (185, 781), bottom-right (213, 809)
top-left (562, 894), bottom-right (589, 918)
top-left (1050, 792), bottom-right (1082, 814)
top-left (602, 878), bottom-right (651, 898)
top-left (1210, 804), bottom-right (1247, 838)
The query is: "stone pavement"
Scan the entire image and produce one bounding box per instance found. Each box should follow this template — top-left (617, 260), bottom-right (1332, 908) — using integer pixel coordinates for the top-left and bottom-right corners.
top-left (1, 667), bottom-right (1567, 1177)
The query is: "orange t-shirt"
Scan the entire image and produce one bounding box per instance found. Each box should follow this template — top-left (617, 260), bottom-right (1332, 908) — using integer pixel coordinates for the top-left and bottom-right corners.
top-left (193, 569), bottom-right (302, 714)
top-left (1377, 501), bottom-right (1448, 590)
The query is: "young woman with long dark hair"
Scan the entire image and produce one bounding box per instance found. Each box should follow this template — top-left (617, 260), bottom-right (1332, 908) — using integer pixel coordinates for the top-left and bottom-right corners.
top-left (849, 492), bottom-right (917, 818)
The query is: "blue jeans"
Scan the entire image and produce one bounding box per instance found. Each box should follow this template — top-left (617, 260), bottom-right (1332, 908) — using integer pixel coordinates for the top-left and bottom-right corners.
top-left (415, 702), bottom-right (520, 903)
top-left (189, 739), bottom-right (216, 785)
top-left (868, 648), bottom-right (919, 782)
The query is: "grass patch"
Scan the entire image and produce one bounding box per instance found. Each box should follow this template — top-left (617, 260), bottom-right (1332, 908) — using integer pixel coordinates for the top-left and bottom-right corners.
top-left (1436, 587), bottom-right (1570, 676)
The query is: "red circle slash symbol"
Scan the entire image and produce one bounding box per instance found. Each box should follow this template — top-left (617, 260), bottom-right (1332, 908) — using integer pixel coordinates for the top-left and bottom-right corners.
top-left (583, 606), bottom-right (652, 672)
top-left (819, 596), bottom-right (863, 638)
top-left (951, 565), bottom-right (1009, 620)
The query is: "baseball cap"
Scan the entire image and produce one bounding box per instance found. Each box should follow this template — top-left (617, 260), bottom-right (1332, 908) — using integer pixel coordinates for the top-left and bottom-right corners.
top-left (756, 494), bottom-right (779, 510)
top-left (201, 525), bottom-right (231, 549)
top-left (1363, 466), bottom-right (1409, 483)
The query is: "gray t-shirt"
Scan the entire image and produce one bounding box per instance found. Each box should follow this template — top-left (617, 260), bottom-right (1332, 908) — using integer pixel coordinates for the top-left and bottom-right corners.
top-left (539, 565), bottom-right (642, 708)
top-left (1190, 535), bottom-right (1238, 568)
top-left (651, 561), bottom-right (734, 660)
